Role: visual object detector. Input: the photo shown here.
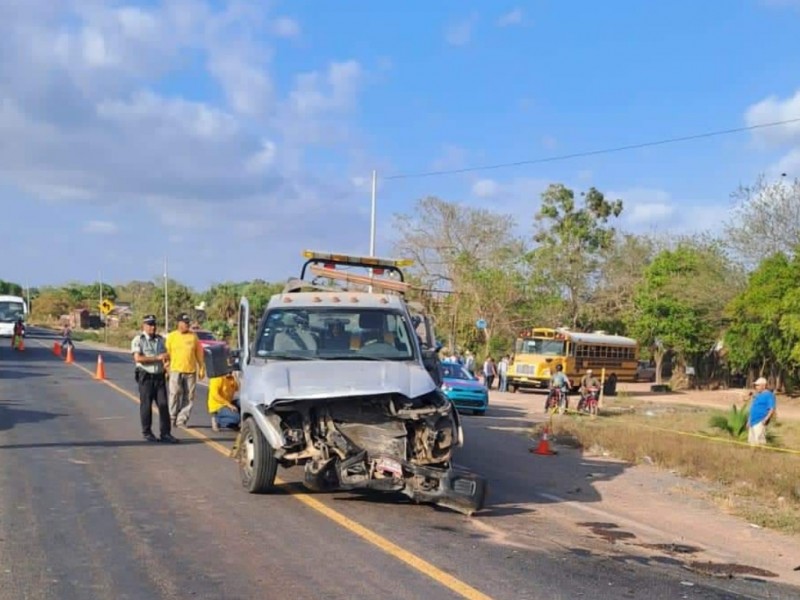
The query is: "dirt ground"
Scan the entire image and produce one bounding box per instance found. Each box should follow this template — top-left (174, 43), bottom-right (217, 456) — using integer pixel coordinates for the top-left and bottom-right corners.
top-left (483, 385), bottom-right (800, 586)
top-left (615, 381), bottom-right (800, 421)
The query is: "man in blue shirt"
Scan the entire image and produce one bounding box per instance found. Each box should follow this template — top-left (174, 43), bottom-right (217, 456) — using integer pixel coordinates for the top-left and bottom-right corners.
top-left (748, 377), bottom-right (776, 446)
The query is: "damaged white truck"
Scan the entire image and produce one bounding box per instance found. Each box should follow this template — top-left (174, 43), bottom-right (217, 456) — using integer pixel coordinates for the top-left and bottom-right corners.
top-left (204, 251), bottom-right (487, 515)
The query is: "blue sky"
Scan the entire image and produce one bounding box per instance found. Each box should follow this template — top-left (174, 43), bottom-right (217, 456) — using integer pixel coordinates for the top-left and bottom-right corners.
top-left (2, 0), bottom-right (800, 290)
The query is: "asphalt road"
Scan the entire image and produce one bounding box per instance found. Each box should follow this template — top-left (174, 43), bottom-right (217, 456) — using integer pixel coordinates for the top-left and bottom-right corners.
top-left (0, 328), bottom-right (797, 600)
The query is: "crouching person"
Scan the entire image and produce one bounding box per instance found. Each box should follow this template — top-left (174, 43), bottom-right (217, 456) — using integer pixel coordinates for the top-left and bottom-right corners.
top-left (208, 373), bottom-right (240, 432)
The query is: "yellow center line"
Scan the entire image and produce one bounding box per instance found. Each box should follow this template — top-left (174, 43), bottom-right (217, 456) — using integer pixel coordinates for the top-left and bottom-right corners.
top-left (37, 340), bottom-right (493, 600)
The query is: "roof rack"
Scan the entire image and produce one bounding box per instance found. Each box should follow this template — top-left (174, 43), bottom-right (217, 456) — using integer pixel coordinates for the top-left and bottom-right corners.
top-left (299, 250), bottom-right (413, 282)
top-left (306, 264), bottom-right (410, 294)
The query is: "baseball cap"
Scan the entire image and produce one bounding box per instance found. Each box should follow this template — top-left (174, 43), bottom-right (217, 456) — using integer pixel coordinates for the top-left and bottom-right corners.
top-left (142, 314), bottom-right (157, 325)
top-left (755, 377), bottom-right (768, 386)
top-left (178, 313), bottom-right (191, 324)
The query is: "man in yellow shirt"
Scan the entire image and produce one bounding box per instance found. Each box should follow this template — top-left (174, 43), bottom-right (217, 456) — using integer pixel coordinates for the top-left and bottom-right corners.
top-left (208, 373), bottom-right (240, 432)
top-left (165, 313), bottom-right (206, 428)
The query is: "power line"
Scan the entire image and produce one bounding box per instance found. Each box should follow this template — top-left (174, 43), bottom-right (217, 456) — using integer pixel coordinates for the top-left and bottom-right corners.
top-left (384, 116), bottom-right (800, 181)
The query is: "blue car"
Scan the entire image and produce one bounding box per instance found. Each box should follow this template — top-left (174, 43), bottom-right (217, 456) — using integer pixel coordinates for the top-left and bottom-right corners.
top-left (440, 361), bottom-right (489, 416)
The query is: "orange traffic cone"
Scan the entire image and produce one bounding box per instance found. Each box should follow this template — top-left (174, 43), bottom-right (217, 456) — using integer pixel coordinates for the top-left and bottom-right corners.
top-left (531, 425), bottom-right (557, 456)
top-left (53, 341), bottom-right (62, 356)
top-left (17, 337), bottom-right (24, 351)
top-left (94, 354), bottom-right (106, 380)
top-left (65, 345), bottom-right (74, 364)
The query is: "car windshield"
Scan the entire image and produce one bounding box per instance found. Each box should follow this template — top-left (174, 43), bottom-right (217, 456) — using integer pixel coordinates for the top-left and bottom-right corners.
top-left (441, 363), bottom-right (474, 380)
top-left (0, 301), bottom-right (25, 323)
top-left (255, 307), bottom-right (417, 361)
top-left (517, 338), bottom-right (566, 356)
top-left (195, 331), bottom-right (215, 341)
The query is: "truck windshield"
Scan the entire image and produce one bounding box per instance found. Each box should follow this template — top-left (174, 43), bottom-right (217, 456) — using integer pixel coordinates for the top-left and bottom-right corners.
top-left (516, 338), bottom-right (565, 356)
top-left (255, 307), bottom-right (417, 361)
top-left (0, 301), bottom-right (25, 323)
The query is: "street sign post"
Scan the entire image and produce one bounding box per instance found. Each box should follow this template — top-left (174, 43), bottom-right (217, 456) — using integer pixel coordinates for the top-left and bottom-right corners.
top-left (99, 299), bottom-right (115, 315)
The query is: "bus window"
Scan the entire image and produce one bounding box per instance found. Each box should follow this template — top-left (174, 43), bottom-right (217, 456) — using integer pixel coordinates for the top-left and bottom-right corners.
top-left (517, 338), bottom-right (566, 356)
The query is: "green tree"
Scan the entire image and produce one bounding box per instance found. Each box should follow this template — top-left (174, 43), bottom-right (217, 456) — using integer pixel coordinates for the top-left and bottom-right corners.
top-left (30, 288), bottom-right (72, 319)
top-left (394, 196), bottom-right (525, 353)
top-left (242, 280), bottom-right (284, 327)
top-left (531, 184), bottom-right (623, 328)
top-left (0, 280), bottom-right (24, 296)
top-left (725, 175), bottom-right (800, 267)
top-left (142, 279), bottom-right (197, 328)
top-left (456, 246), bottom-right (529, 356)
top-left (629, 240), bottom-right (741, 385)
top-left (205, 282), bottom-right (244, 323)
top-left (588, 233), bottom-right (656, 333)
top-left (724, 251), bottom-right (800, 389)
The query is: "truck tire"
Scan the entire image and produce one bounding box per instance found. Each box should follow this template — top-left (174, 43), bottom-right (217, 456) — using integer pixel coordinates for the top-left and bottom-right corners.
top-left (239, 418), bottom-right (277, 494)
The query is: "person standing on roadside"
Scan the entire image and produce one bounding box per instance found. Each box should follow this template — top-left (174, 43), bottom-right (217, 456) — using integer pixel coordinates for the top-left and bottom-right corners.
top-left (132, 315), bottom-right (178, 443)
top-left (747, 376), bottom-right (776, 446)
top-left (165, 313), bottom-right (206, 428)
top-left (483, 356), bottom-right (497, 389)
top-left (498, 355), bottom-right (509, 392)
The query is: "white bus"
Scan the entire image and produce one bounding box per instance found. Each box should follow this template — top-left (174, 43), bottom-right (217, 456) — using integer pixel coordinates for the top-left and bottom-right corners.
top-left (0, 295), bottom-right (28, 337)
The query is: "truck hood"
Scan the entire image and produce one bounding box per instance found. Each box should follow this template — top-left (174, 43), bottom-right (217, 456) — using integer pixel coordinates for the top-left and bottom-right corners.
top-left (246, 360), bottom-right (438, 406)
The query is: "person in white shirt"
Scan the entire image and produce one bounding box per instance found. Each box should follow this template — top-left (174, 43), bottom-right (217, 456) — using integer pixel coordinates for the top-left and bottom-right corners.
top-left (498, 355), bottom-right (509, 392)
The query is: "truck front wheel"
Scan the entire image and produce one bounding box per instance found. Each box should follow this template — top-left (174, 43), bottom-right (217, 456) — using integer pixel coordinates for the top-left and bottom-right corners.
top-left (239, 418), bottom-right (278, 494)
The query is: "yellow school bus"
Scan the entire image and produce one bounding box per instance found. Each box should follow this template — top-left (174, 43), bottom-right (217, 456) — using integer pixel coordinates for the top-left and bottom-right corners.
top-left (506, 327), bottom-right (639, 393)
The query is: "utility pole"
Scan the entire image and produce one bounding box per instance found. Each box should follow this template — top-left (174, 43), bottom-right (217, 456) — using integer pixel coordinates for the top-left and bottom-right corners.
top-left (368, 170), bottom-right (377, 293)
top-left (164, 256), bottom-right (169, 331)
top-left (369, 169), bottom-right (377, 257)
top-left (100, 271), bottom-right (107, 343)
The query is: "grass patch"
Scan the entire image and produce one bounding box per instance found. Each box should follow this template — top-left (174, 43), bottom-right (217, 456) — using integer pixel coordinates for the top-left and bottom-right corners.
top-left (541, 405), bottom-right (800, 534)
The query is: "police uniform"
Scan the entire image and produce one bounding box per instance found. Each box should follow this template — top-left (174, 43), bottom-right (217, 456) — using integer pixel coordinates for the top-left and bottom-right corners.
top-left (131, 315), bottom-right (176, 443)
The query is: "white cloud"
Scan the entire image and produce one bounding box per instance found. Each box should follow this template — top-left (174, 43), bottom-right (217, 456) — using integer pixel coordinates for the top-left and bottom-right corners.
top-left (628, 202), bottom-right (675, 224)
top-left (271, 16), bottom-right (300, 38)
top-left (744, 88), bottom-right (800, 179)
top-left (774, 148), bottom-right (800, 176)
top-left (445, 13), bottom-right (478, 46)
top-left (496, 8), bottom-right (524, 27)
top-left (468, 176), bottom-right (551, 220)
top-left (609, 187), bottom-right (724, 234)
top-left (84, 220), bottom-right (118, 235)
top-left (744, 89), bottom-right (800, 147)
top-left (472, 179), bottom-right (501, 198)
top-left (208, 54), bottom-right (275, 118)
top-left (0, 0), bottom-right (373, 280)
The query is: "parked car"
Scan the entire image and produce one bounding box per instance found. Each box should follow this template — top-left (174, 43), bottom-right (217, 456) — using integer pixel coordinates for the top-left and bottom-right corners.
top-left (635, 360), bottom-right (656, 382)
top-left (440, 360), bottom-right (489, 416)
top-left (195, 330), bottom-right (227, 350)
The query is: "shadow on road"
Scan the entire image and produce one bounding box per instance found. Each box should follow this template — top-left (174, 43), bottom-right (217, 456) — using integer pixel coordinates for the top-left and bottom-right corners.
top-left (0, 401), bottom-right (66, 432)
top-left (0, 438), bottom-right (209, 449)
top-left (0, 368), bottom-right (51, 380)
top-left (452, 402), bottom-right (630, 517)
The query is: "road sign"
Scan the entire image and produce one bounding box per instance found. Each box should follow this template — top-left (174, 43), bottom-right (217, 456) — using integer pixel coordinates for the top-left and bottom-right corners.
top-left (99, 299), bottom-right (115, 315)
top-left (476, 319), bottom-right (487, 330)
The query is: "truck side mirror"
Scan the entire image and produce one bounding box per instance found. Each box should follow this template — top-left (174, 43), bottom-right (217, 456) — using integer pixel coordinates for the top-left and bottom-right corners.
top-left (422, 348), bottom-right (443, 388)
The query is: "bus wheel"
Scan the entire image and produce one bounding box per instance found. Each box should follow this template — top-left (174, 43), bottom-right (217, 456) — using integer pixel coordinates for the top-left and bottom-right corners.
top-left (508, 384), bottom-right (517, 393)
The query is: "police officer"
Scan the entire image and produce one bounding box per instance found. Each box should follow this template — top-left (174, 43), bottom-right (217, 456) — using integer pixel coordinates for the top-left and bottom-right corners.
top-left (131, 314), bottom-right (178, 443)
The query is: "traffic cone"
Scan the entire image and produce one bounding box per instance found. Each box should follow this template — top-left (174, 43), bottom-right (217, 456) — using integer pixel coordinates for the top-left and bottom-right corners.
top-left (53, 341), bottom-right (62, 356)
top-left (65, 345), bottom-right (74, 364)
top-left (94, 354), bottom-right (106, 380)
top-left (18, 337), bottom-right (24, 351)
top-left (530, 425), bottom-right (557, 456)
